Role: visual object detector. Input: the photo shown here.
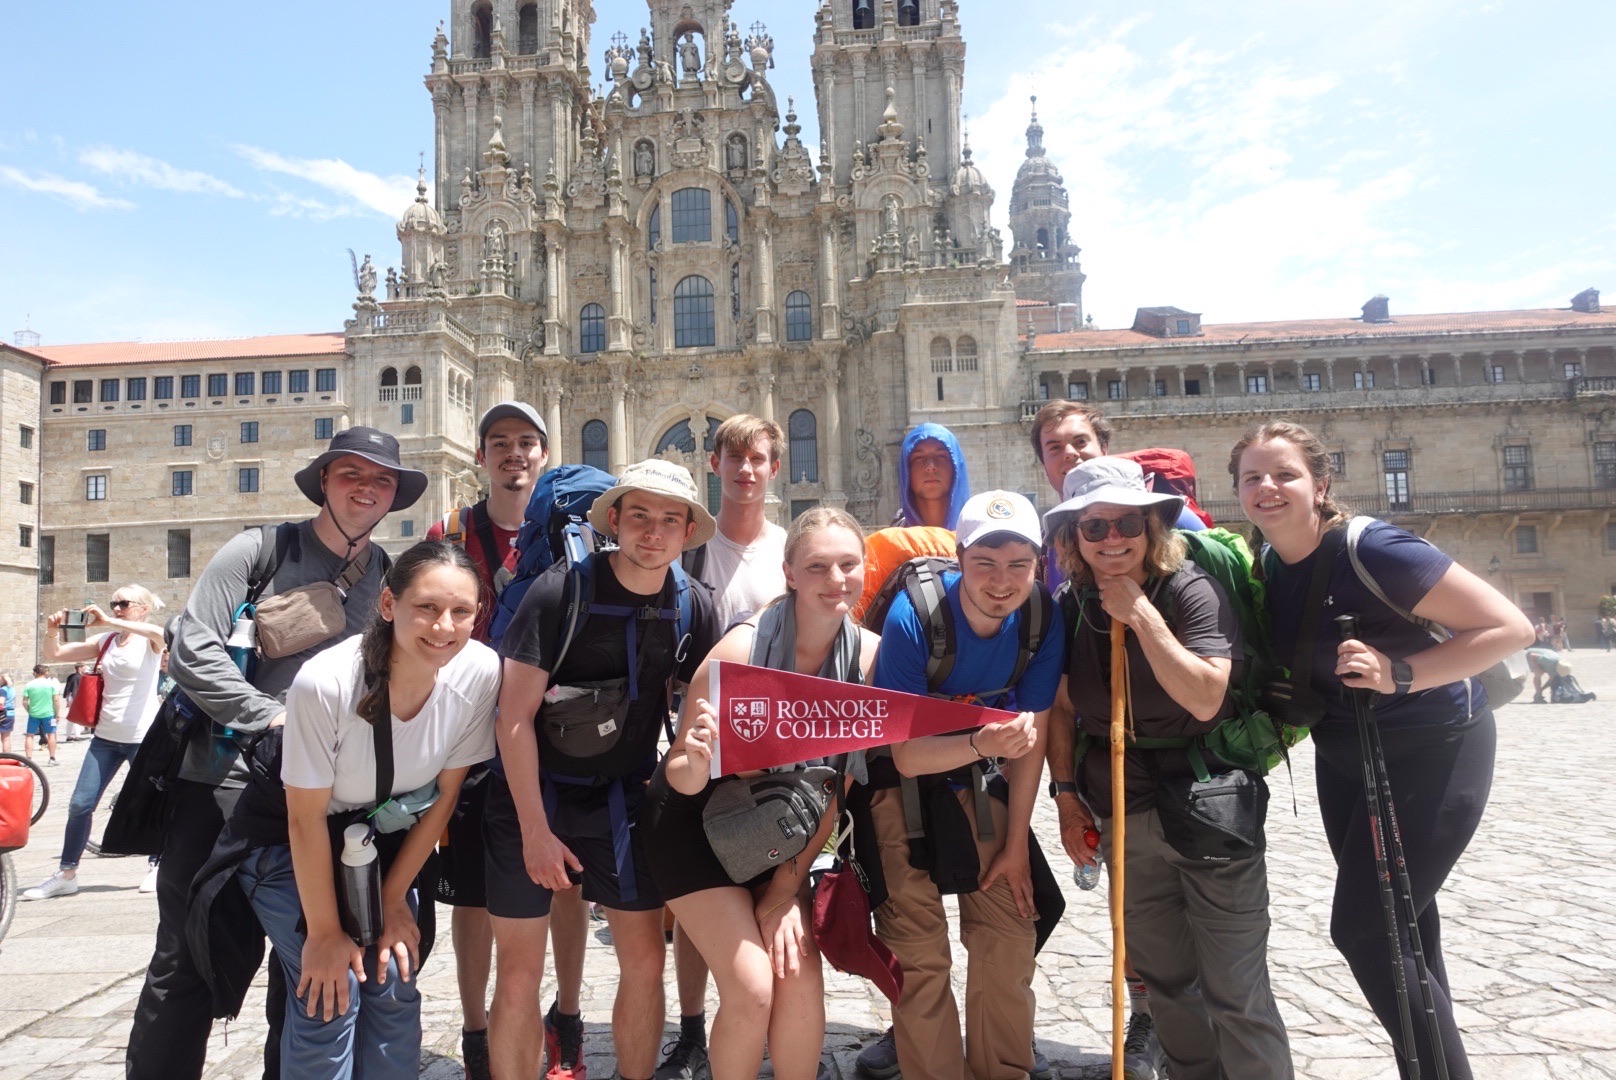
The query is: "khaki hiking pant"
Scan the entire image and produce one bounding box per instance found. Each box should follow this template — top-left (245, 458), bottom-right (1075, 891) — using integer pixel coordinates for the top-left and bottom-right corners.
top-left (870, 787), bottom-right (1037, 1080)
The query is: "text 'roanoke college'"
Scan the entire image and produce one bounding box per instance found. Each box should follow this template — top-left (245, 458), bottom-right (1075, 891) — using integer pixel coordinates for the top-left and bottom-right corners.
top-left (773, 697), bottom-right (889, 741)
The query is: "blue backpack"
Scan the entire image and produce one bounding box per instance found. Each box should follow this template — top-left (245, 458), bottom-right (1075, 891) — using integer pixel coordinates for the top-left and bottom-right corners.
top-left (488, 464), bottom-right (618, 649)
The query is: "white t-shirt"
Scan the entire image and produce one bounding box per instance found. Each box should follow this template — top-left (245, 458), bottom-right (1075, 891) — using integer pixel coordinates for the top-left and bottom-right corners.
top-left (90, 632), bottom-right (163, 745)
top-left (281, 635), bottom-right (501, 814)
top-left (700, 521), bottom-right (788, 631)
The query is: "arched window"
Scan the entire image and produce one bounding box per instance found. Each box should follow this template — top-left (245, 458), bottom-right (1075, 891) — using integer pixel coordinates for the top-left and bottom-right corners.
top-left (517, 3), bottom-right (539, 53)
top-left (929, 336), bottom-right (952, 373)
top-left (380, 366), bottom-right (398, 386)
top-left (1036, 227), bottom-right (1050, 254)
top-left (671, 187), bottom-right (712, 243)
top-left (785, 291), bottom-right (812, 342)
top-left (379, 366), bottom-right (398, 402)
top-left (656, 417), bottom-right (724, 512)
top-left (898, 0), bottom-right (921, 26)
top-left (403, 366), bottom-right (423, 401)
top-left (579, 303), bottom-right (606, 353)
top-left (471, 2), bottom-right (492, 58)
top-left (674, 275), bottom-right (715, 347)
top-left (789, 410), bottom-right (819, 483)
top-left (725, 198), bottom-right (739, 244)
top-left (955, 335), bottom-right (979, 372)
top-left (581, 419), bottom-right (609, 471)
top-left (853, 0), bottom-right (875, 30)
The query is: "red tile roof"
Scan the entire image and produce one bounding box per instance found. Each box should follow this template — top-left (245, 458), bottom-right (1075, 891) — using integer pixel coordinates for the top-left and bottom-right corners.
top-left (1026, 307), bottom-right (1616, 351)
top-left (25, 332), bottom-right (348, 368)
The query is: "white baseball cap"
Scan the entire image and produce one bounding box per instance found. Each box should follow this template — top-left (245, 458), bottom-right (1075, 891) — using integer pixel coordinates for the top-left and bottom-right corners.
top-left (955, 490), bottom-right (1043, 551)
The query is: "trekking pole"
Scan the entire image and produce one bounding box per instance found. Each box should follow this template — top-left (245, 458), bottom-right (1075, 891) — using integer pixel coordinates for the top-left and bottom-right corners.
top-left (1335, 615), bottom-right (1423, 1079)
top-left (1109, 617), bottom-right (1127, 1080)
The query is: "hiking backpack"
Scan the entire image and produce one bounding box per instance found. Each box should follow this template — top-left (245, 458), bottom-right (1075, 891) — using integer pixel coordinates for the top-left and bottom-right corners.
top-left (488, 464), bottom-right (619, 650)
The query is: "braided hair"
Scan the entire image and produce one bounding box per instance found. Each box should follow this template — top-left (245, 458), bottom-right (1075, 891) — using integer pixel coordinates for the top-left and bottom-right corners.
top-left (355, 540), bottom-right (485, 726)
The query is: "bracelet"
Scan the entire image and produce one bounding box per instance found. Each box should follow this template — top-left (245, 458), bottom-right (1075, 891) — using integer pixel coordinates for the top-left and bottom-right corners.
top-left (759, 896), bottom-right (793, 921)
top-left (968, 729), bottom-right (982, 758)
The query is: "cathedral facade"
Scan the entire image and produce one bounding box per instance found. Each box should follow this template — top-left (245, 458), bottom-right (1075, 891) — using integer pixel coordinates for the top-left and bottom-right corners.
top-left (346, 0), bottom-right (1052, 525)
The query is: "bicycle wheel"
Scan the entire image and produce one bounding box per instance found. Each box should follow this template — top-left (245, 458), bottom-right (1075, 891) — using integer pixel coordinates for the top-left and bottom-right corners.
top-left (0, 752), bottom-right (50, 823)
top-left (0, 852), bottom-right (16, 949)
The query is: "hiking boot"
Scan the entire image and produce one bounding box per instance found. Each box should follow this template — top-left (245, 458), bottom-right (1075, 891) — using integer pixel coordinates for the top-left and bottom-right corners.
top-left (854, 1027), bottom-right (899, 1079)
top-left (653, 1035), bottom-right (710, 1079)
top-left (22, 871), bottom-right (78, 901)
top-left (1030, 1041), bottom-right (1053, 1080)
top-left (1122, 1011), bottom-right (1164, 1080)
top-left (461, 1028), bottom-right (491, 1080)
top-left (544, 1001), bottom-right (587, 1079)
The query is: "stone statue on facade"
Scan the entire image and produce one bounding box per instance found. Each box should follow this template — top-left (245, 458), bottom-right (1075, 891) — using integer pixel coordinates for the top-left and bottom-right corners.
top-left (635, 141), bottom-right (655, 177)
top-left (680, 34), bottom-right (701, 79)
top-left (357, 254), bottom-right (377, 300)
top-left (385, 267), bottom-right (399, 299)
top-left (726, 134), bottom-right (747, 171)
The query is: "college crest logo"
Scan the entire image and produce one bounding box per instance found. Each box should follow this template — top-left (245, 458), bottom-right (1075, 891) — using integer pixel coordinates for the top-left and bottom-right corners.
top-left (729, 698), bottom-right (770, 743)
top-left (987, 497), bottom-right (1015, 519)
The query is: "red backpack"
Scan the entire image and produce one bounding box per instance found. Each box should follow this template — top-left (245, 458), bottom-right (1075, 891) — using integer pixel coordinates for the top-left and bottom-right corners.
top-left (1120, 448), bottom-right (1214, 528)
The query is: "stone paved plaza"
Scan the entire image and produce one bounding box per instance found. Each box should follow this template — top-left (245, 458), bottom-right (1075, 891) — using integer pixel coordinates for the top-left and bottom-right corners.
top-left (3, 652), bottom-right (1614, 1079)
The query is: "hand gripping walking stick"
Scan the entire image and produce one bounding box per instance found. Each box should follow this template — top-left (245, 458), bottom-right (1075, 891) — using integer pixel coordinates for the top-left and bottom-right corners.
top-left (1335, 614), bottom-right (1449, 1080)
top-left (1109, 618), bottom-right (1127, 1080)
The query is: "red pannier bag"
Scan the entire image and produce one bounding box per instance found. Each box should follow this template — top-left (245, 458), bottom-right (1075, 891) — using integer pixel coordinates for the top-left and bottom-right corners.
top-left (0, 758), bottom-right (35, 852)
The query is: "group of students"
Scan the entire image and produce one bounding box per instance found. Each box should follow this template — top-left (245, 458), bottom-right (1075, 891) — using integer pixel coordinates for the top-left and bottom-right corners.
top-left (108, 398), bottom-right (1532, 1080)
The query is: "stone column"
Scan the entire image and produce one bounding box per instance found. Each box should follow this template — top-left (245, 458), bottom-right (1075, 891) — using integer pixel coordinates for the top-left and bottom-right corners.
top-left (756, 365), bottom-right (777, 423)
top-left (542, 374), bottom-right (565, 467)
top-left (1176, 365), bottom-right (1188, 396)
top-left (1206, 365), bottom-right (1217, 396)
top-left (1452, 353), bottom-right (1464, 384)
top-left (1325, 358), bottom-right (1337, 390)
top-left (433, 86), bottom-right (452, 212)
top-left (1420, 356), bottom-right (1431, 387)
top-left (822, 355), bottom-right (846, 508)
top-left (942, 58), bottom-right (963, 170)
top-left (544, 239), bottom-right (561, 354)
top-left (1236, 361), bottom-right (1249, 394)
top-left (1265, 363), bottom-right (1276, 392)
top-left (755, 225), bottom-right (776, 344)
top-left (608, 237), bottom-right (626, 349)
top-left (820, 225), bottom-right (840, 339)
top-left (463, 85), bottom-right (478, 206)
top-left (1145, 366), bottom-right (1158, 396)
top-left (1516, 350), bottom-right (1527, 382)
top-left (1294, 359), bottom-right (1307, 390)
top-left (608, 360), bottom-right (629, 475)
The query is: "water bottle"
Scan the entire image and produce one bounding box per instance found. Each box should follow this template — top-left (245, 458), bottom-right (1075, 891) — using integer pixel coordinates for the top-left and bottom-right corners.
top-left (337, 823), bottom-right (383, 946)
top-left (1073, 828), bottom-right (1103, 891)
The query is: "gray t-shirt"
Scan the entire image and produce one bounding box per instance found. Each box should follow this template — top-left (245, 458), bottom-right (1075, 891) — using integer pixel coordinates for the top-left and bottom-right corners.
top-left (172, 520), bottom-right (386, 789)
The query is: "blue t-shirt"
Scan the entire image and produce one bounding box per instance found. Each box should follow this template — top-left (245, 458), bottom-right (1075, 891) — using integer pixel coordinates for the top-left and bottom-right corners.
top-left (0, 685), bottom-right (12, 717)
top-left (1265, 520), bottom-right (1475, 728)
top-left (873, 570), bottom-right (1066, 714)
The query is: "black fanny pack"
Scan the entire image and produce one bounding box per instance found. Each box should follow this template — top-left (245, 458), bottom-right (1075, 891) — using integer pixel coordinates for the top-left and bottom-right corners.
top-left (539, 679), bottom-right (632, 759)
top-left (1154, 768), bottom-right (1268, 863)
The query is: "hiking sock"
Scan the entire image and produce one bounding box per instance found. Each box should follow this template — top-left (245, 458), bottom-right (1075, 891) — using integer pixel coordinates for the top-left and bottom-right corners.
top-left (680, 1012), bottom-right (707, 1047)
top-left (1128, 977), bottom-right (1151, 1017)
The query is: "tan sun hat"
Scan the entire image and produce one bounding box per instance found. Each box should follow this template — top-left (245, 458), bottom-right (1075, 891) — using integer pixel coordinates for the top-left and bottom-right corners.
top-left (587, 458), bottom-right (717, 551)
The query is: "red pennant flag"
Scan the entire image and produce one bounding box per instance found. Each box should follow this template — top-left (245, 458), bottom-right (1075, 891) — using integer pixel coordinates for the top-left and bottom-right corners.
top-left (708, 660), bottom-right (1017, 776)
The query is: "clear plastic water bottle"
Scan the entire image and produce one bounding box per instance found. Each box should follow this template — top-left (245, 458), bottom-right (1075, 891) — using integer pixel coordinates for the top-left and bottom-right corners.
top-left (1073, 828), bottom-right (1103, 891)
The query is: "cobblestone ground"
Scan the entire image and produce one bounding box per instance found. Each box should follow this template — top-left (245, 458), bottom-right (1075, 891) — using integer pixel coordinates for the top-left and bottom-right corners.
top-left (4, 651), bottom-right (1614, 1079)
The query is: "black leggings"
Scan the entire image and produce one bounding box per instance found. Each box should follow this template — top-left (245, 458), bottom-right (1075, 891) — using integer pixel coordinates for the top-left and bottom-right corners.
top-left (1313, 712), bottom-right (1494, 1080)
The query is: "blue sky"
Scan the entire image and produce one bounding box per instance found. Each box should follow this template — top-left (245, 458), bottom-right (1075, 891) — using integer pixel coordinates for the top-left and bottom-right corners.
top-left (3, 1), bottom-right (1612, 345)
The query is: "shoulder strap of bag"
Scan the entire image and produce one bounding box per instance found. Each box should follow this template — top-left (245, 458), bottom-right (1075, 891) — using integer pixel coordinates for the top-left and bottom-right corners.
top-left (245, 523), bottom-right (294, 608)
top-left (907, 563), bottom-right (955, 693)
top-left (1344, 517), bottom-right (1447, 644)
top-left (371, 706), bottom-right (394, 813)
top-left (549, 551), bottom-right (596, 679)
top-left (92, 631), bottom-right (117, 674)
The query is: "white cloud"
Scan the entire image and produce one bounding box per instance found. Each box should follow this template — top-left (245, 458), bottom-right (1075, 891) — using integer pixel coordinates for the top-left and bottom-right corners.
top-left (79, 147), bottom-right (244, 197)
top-left (969, 24), bottom-right (1425, 324)
top-left (232, 145), bottom-right (415, 216)
top-left (0, 165), bottom-right (134, 210)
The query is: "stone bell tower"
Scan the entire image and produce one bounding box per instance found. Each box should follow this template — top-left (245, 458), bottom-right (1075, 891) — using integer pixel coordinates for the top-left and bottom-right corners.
top-left (1008, 96), bottom-right (1085, 314)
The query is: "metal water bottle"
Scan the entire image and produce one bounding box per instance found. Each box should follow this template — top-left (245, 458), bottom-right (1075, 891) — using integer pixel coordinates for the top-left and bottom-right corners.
top-left (337, 823), bottom-right (382, 947)
top-left (1074, 827), bottom-right (1103, 891)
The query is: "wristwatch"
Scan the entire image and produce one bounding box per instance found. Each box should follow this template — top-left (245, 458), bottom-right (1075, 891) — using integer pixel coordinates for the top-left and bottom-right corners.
top-left (1048, 780), bottom-right (1079, 800)
top-left (1390, 660), bottom-right (1414, 695)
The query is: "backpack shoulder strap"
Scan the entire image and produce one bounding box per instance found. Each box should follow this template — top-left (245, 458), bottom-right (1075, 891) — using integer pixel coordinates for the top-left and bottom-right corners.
top-left (549, 552), bottom-right (595, 679)
top-left (1344, 517), bottom-right (1445, 642)
top-left (906, 562), bottom-right (955, 693)
top-left (245, 523), bottom-right (293, 607)
top-left (670, 563), bottom-right (695, 664)
top-left (1007, 584), bottom-right (1055, 691)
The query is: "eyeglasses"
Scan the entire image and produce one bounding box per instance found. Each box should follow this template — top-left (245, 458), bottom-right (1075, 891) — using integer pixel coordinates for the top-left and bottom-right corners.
top-left (109, 599), bottom-right (135, 610)
top-left (1076, 514), bottom-right (1148, 543)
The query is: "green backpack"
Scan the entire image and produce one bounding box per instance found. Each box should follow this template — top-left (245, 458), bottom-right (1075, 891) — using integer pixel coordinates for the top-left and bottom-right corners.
top-left (1078, 527), bottom-right (1309, 781)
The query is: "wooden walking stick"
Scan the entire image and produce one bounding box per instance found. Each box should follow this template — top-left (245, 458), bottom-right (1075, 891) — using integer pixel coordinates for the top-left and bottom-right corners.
top-left (1109, 618), bottom-right (1127, 1080)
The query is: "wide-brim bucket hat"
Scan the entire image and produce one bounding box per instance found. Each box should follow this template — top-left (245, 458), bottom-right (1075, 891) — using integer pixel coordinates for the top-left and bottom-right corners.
top-left (586, 458), bottom-right (717, 550)
top-left (1043, 455), bottom-right (1186, 530)
top-left (293, 426), bottom-right (429, 512)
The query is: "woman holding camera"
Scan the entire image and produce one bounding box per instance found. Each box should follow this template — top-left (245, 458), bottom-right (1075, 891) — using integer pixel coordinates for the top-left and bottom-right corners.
top-left (645, 508), bottom-right (879, 1080)
top-left (24, 586), bottom-right (167, 900)
top-left (237, 541), bottom-right (500, 1078)
top-left (1231, 420), bottom-right (1533, 1080)
top-left (1047, 457), bottom-right (1293, 1079)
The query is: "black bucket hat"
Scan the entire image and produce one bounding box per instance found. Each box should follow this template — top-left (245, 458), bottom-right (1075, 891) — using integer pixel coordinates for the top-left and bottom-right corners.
top-left (293, 426), bottom-right (429, 512)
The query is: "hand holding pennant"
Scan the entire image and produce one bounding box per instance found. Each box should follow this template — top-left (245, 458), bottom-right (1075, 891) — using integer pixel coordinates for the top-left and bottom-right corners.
top-left (707, 660), bottom-right (1018, 777)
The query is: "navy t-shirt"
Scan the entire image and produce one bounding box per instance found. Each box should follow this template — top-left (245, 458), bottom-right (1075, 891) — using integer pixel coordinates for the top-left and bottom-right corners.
top-left (1265, 519), bottom-right (1479, 729)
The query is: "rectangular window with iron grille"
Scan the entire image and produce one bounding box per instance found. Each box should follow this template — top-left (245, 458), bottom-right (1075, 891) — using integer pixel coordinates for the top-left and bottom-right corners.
top-left (88, 429), bottom-right (106, 451)
top-left (1502, 444), bottom-right (1532, 492)
top-left (86, 533), bottom-right (110, 583)
top-left (1383, 449), bottom-right (1410, 510)
top-left (1514, 525), bottom-right (1538, 554)
top-left (1596, 442), bottom-right (1616, 488)
top-left (39, 534), bottom-right (54, 585)
top-left (207, 374), bottom-right (228, 397)
top-left (172, 470), bottom-right (194, 497)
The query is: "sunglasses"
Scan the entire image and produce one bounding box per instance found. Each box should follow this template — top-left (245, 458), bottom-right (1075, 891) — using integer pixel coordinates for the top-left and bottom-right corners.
top-left (109, 599), bottom-right (136, 610)
top-left (1076, 514), bottom-right (1148, 543)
